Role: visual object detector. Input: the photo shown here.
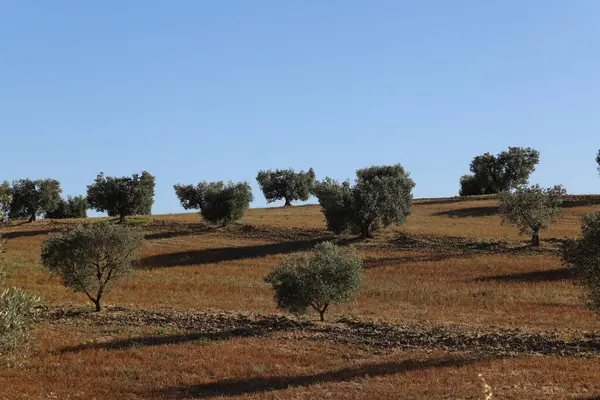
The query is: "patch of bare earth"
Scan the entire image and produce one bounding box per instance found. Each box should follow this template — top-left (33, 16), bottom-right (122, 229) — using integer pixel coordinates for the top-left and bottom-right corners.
top-left (41, 307), bottom-right (600, 357)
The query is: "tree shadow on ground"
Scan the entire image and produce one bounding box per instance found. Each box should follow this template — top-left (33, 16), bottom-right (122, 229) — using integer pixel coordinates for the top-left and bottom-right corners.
top-left (0, 229), bottom-right (58, 239)
top-left (144, 225), bottom-right (214, 241)
top-left (154, 355), bottom-right (491, 399)
top-left (472, 267), bottom-right (574, 283)
top-left (433, 198), bottom-right (600, 219)
top-left (139, 238), bottom-right (335, 268)
top-left (415, 195), bottom-right (497, 206)
top-left (562, 198), bottom-right (600, 208)
top-left (364, 254), bottom-right (465, 269)
top-left (60, 329), bottom-right (262, 353)
top-left (389, 233), bottom-right (526, 254)
top-left (433, 206), bottom-right (499, 218)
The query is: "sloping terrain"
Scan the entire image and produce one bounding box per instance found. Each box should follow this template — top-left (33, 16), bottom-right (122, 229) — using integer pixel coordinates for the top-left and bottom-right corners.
top-left (1, 196), bottom-right (600, 399)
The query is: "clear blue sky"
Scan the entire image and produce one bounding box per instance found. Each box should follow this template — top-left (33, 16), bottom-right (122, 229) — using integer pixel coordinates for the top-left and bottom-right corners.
top-left (1, 1), bottom-right (599, 215)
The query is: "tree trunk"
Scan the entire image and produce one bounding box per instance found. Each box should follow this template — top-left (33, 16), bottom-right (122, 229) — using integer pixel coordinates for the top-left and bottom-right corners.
top-left (92, 298), bottom-right (101, 312)
top-left (531, 228), bottom-right (540, 247)
top-left (284, 198), bottom-right (292, 207)
top-left (119, 211), bottom-right (126, 224)
top-left (360, 222), bottom-right (372, 239)
top-left (29, 214), bottom-right (36, 222)
top-left (318, 303), bottom-right (329, 322)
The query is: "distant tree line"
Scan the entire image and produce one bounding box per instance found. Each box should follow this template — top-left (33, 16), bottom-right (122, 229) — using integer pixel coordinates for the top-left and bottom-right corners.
top-left (0, 171), bottom-right (156, 223)
top-left (173, 163), bottom-right (416, 239)
top-left (2, 147), bottom-right (599, 230)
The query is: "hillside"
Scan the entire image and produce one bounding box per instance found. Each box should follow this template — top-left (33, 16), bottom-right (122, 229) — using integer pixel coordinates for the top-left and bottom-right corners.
top-left (1, 196), bottom-right (600, 399)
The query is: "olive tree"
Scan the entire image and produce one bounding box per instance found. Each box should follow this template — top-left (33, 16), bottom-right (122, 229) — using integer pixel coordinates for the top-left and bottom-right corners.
top-left (45, 195), bottom-right (88, 219)
top-left (41, 224), bottom-right (143, 312)
top-left (0, 239), bottom-right (42, 355)
top-left (174, 181), bottom-right (253, 226)
top-left (460, 147), bottom-right (540, 195)
top-left (0, 181), bottom-right (11, 221)
top-left (313, 164), bottom-right (415, 238)
top-left (596, 149), bottom-right (600, 175)
top-left (87, 171), bottom-right (155, 223)
top-left (10, 179), bottom-right (62, 222)
top-left (563, 211), bottom-right (600, 311)
top-left (256, 168), bottom-right (315, 206)
top-left (264, 242), bottom-right (363, 321)
top-left (499, 184), bottom-right (566, 246)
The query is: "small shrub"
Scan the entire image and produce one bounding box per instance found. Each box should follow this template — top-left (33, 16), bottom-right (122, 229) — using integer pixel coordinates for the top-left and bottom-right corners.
top-left (264, 242), bottom-right (363, 321)
top-left (41, 224), bottom-right (143, 311)
top-left (499, 184), bottom-right (566, 246)
top-left (174, 181), bottom-right (253, 226)
top-left (0, 239), bottom-right (42, 355)
top-left (563, 211), bottom-right (600, 310)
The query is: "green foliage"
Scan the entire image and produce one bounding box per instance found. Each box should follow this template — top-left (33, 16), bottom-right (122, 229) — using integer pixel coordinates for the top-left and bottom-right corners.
top-left (313, 164), bottom-right (415, 238)
top-left (354, 165), bottom-right (415, 236)
top-left (45, 195), bottom-right (88, 219)
top-left (460, 147), bottom-right (540, 195)
top-left (499, 184), bottom-right (566, 246)
top-left (0, 239), bottom-right (42, 355)
top-left (174, 181), bottom-right (253, 226)
top-left (0, 182), bottom-right (11, 221)
top-left (87, 171), bottom-right (155, 223)
top-left (563, 211), bottom-right (600, 311)
top-left (256, 168), bottom-right (316, 206)
top-left (312, 178), bottom-right (355, 234)
top-left (596, 149), bottom-right (600, 175)
top-left (459, 174), bottom-right (482, 196)
top-left (264, 242), bottom-right (363, 321)
top-left (41, 223), bottom-right (143, 311)
top-left (135, 172), bottom-right (156, 215)
top-left (9, 179), bottom-right (62, 222)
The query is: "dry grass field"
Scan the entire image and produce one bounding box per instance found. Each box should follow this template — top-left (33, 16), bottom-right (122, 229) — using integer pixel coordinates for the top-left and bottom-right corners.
top-left (1, 196), bottom-right (600, 399)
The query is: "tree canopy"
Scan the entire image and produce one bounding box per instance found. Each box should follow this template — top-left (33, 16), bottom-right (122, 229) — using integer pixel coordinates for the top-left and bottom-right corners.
top-left (174, 181), bottom-right (253, 225)
top-left (313, 164), bottom-right (415, 238)
top-left (256, 168), bottom-right (315, 206)
top-left (45, 195), bottom-right (88, 219)
top-left (460, 147), bottom-right (540, 195)
top-left (87, 171), bottom-right (155, 223)
top-left (9, 179), bottom-right (62, 222)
